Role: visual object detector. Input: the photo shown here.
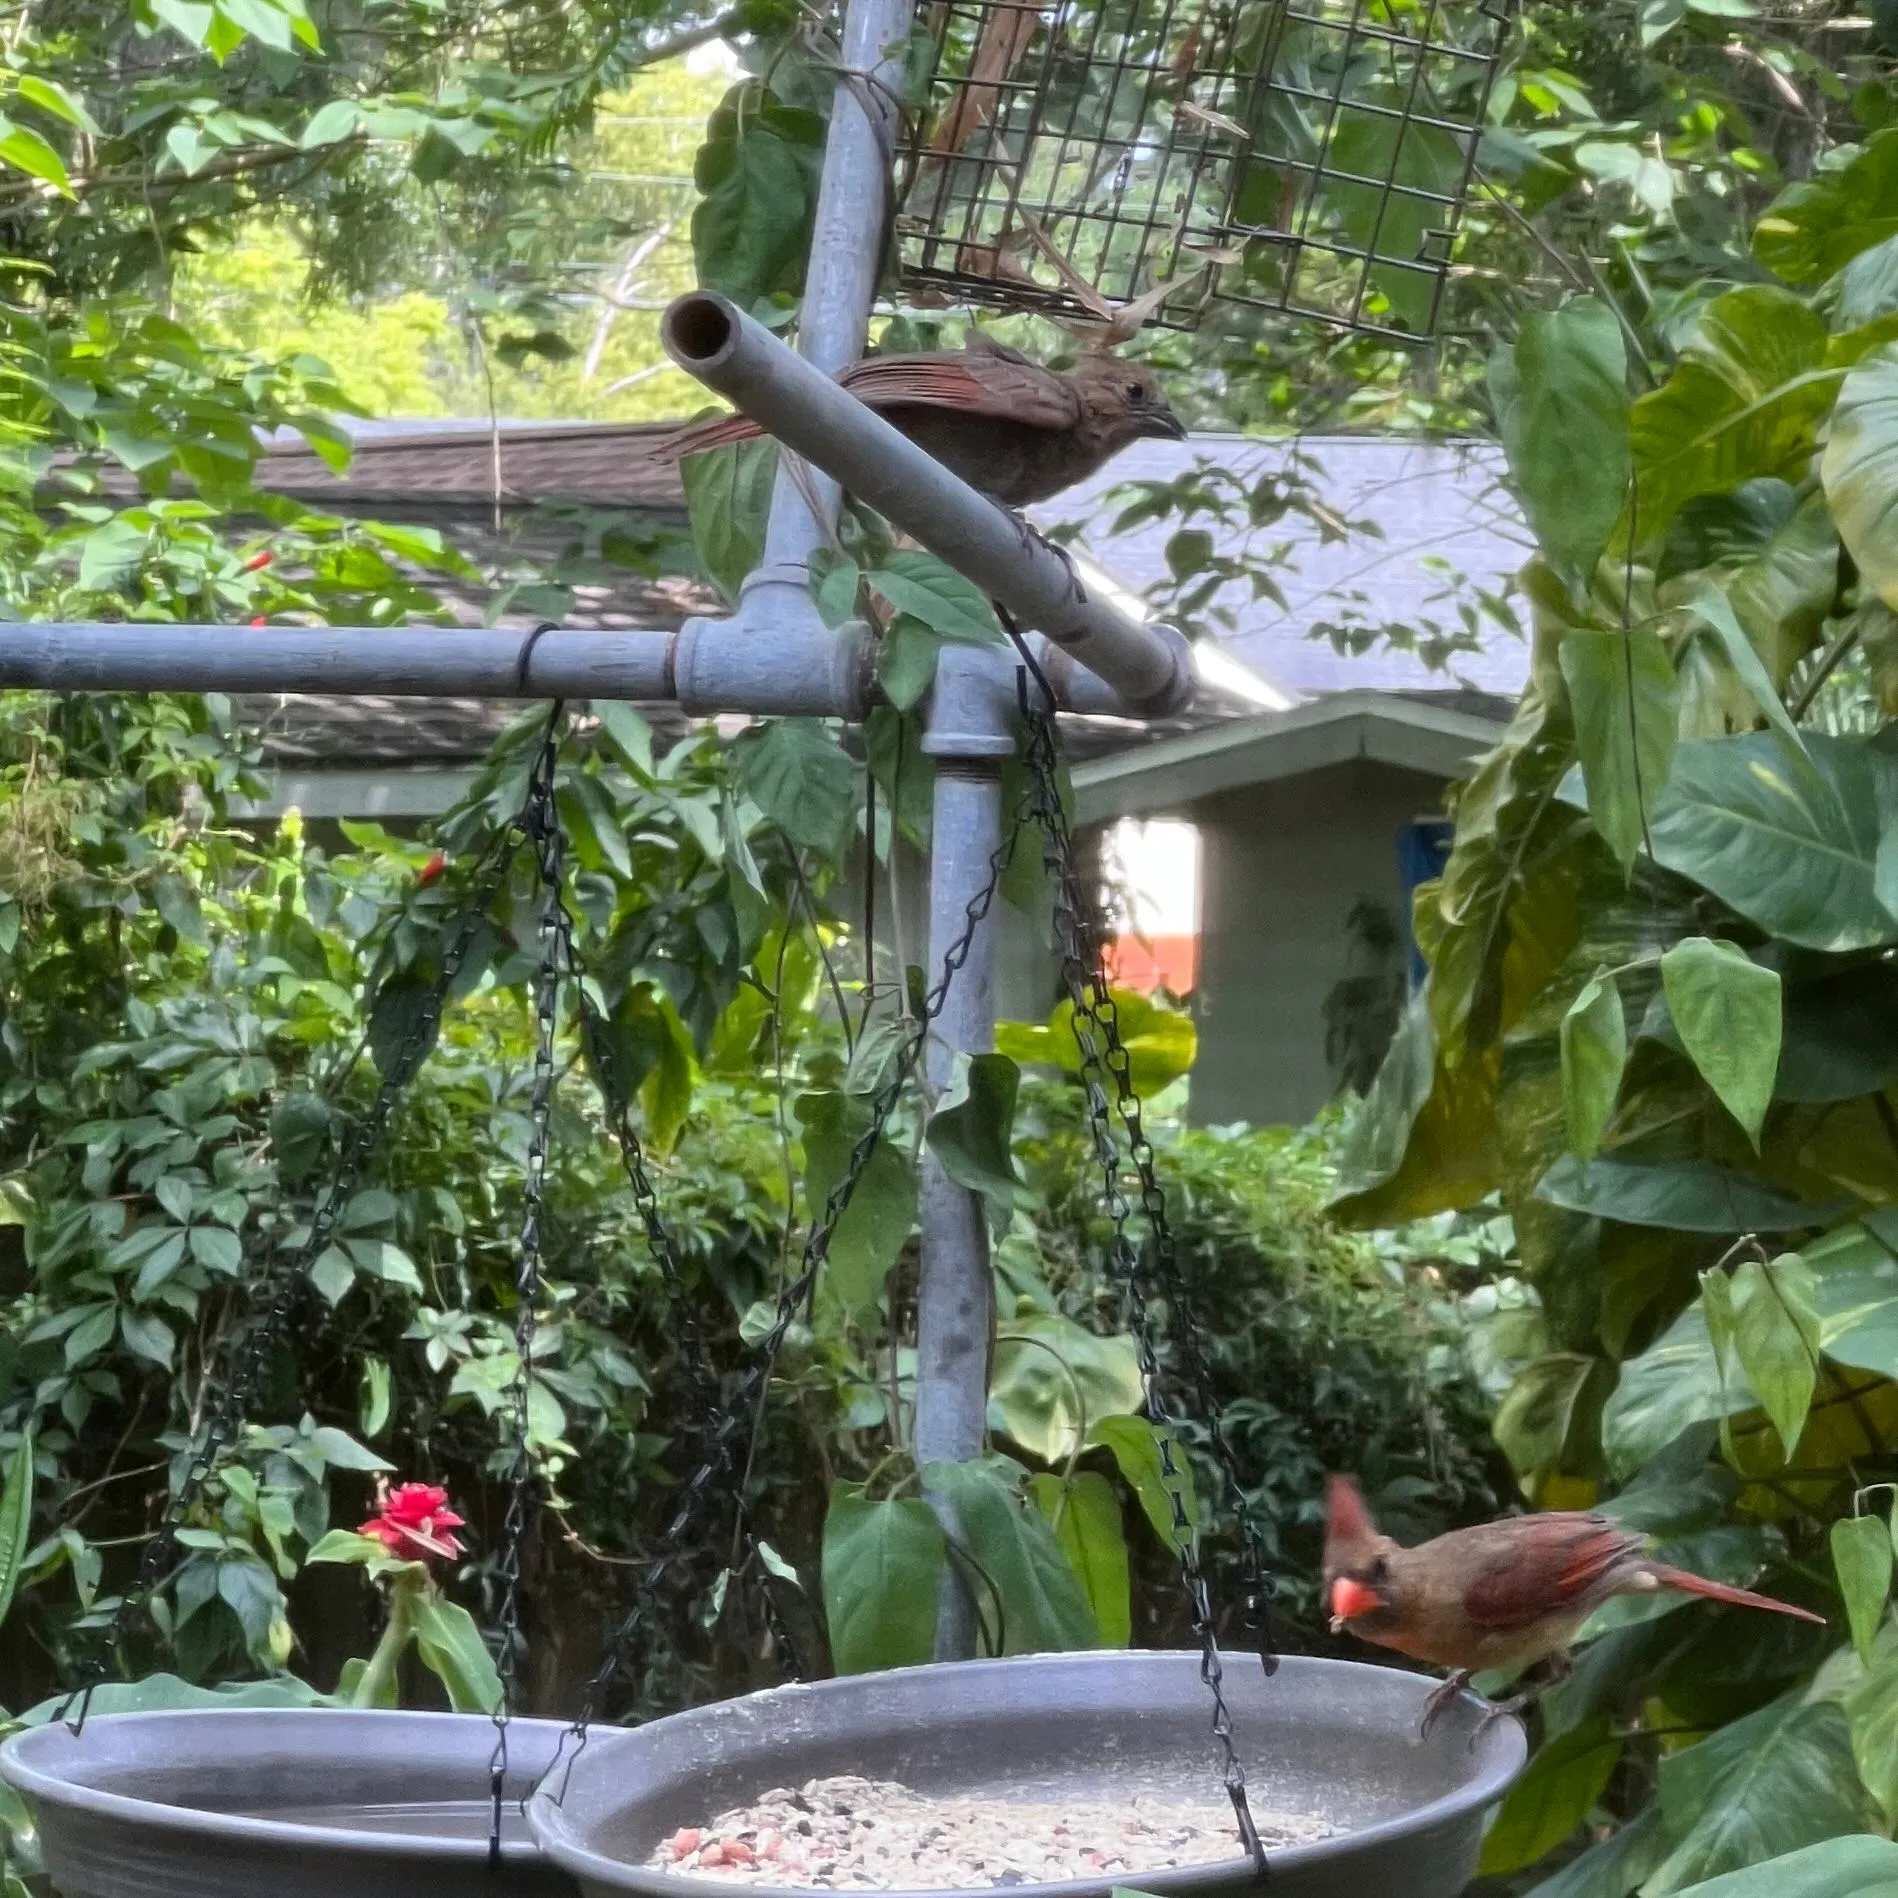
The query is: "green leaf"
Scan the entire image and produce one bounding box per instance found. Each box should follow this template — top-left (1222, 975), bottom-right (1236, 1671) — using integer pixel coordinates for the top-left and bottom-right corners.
top-left (410, 1595), bottom-right (503, 1714)
top-left (692, 94), bottom-right (824, 310)
top-left (1559, 628), bottom-right (1679, 871)
top-left (734, 719), bottom-right (860, 861)
top-left (1644, 1696), bottom-right (1875, 1894)
top-left (1087, 1414), bottom-right (1197, 1554)
top-left (925, 1052), bottom-right (1021, 1224)
top-left (1561, 971), bottom-right (1627, 1159)
top-left (1844, 1619), bottom-right (1898, 1826)
top-left (76, 517), bottom-right (148, 590)
top-left (19, 1672), bottom-right (326, 1727)
top-left (1493, 1354), bottom-right (1608, 1487)
top-left (988, 1314), bottom-right (1144, 1462)
top-left (995, 990), bottom-right (1197, 1095)
top-left (0, 1431), bottom-right (33, 1632)
top-left (1028, 1471), bottom-right (1132, 1648)
top-left (1519, 1806), bottom-right (1668, 1898)
top-left (1536, 1155), bottom-right (1840, 1233)
top-left (821, 1484), bottom-right (945, 1673)
top-left (1477, 1714), bottom-right (1621, 1877)
top-left (63, 1302), bottom-right (116, 1367)
top-left (1661, 937), bottom-right (1783, 1146)
top-left (1823, 346), bottom-right (1898, 613)
top-left (120, 1306), bottom-right (175, 1368)
top-left (300, 98), bottom-right (361, 148)
top-left (1563, 733), bottom-right (1898, 953)
top-left (1756, 129), bottom-right (1898, 284)
top-left (1687, 582), bottom-right (1816, 768)
top-left (680, 437), bottom-right (775, 605)
top-left (1659, 1837), bottom-right (1898, 1898)
top-left (797, 1091), bottom-right (917, 1318)
top-left (1730, 1253), bottom-right (1820, 1461)
top-left (359, 1357), bottom-right (392, 1440)
top-left (1833, 1514), bottom-right (1894, 1667)
top-left (878, 617), bottom-right (941, 713)
top-left (1493, 297), bottom-right (1631, 595)
top-left (926, 1455), bottom-right (1099, 1654)
top-left (1630, 286), bottom-right (1837, 541)
top-left (866, 553), bottom-right (1002, 645)
top-left (17, 76), bottom-right (100, 135)
top-left (0, 115), bottom-right (72, 195)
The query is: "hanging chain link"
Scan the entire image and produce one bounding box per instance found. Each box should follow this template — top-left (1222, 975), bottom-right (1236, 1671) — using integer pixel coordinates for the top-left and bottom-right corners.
top-left (60, 723), bottom-right (556, 1735)
top-left (1009, 644), bottom-right (1271, 1878)
top-left (547, 781), bottom-right (1031, 1795)
top-left (489, 704), bottom-right (568, 1868)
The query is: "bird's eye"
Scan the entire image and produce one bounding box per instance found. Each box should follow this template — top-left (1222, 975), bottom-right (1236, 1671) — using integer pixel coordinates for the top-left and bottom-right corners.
top-left (1125, 380), bottom-right (1147, 403)
top-left (1368, 1556), bottom-right (1389, 1584)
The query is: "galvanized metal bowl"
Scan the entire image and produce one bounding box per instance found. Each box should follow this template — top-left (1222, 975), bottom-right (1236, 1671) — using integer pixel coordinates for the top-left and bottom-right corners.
top-left (0, 1707), bottom-right (579, 1898)
top-left (528, 1651), bottom-right (1525, 1898)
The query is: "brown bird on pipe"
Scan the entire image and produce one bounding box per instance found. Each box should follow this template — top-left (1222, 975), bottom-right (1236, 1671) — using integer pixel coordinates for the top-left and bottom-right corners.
top-left (652, 338), bottom-right (1186, 511)
top-left (1322, 1474), bottom-right (1825, 1740)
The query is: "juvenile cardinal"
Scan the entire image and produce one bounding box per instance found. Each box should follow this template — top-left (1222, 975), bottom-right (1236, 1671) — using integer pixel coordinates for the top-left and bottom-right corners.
top-left (1322, 1474), bottom-right (1825, 1738)
top-left (653, 337), bottom-right (1185, 510)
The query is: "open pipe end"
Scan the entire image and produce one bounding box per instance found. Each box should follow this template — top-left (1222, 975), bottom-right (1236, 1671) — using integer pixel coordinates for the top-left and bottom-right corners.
top-left (662, 293), bottom-right (740, 376)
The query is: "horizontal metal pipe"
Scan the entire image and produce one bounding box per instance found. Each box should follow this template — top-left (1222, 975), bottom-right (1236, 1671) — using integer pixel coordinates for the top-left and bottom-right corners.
top-left (661, 293), bottom-right (1196, 719)
top-left (0, 625), bottom-right (678, 700)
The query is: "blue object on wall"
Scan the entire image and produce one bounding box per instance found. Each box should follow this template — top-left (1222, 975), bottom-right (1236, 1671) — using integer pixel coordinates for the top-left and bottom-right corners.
top-left (1397, 818), bottom-right (1454, 988)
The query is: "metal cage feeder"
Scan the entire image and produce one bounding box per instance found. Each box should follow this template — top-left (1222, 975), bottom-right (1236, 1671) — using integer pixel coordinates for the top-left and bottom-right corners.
top-left (894, 0), bottom-right (1519, 339)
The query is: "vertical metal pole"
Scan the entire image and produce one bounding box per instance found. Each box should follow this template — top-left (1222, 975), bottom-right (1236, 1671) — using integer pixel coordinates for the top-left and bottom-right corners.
top-left (753, 0), bottom-right (911, 577)
top-left (915, 657), bottom-right (1013, 1659)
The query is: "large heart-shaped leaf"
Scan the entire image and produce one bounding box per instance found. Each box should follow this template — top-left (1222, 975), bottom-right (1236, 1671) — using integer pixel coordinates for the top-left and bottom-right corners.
top-left (988, 1312), bottom-right (1144, 1463)
top-left (1630, 286), bottom-right (1837, 539)
top-left (1559, 627), bottom-right (1679, 871)
top-left (1493, 296), bottom-right (1632, 595)
top-left (1755, 128), bottom-right (1898, 284)
top-left (1644, 1696), bottom-right (1874, 1894)
top-left (926, 1455), bottom-right (1099, 1654)
top-left (822, 1484), bottom-right (945, 1674)
top-left (1563, 733), bottom-right (1898, 953)
top-left (1822, 346), bottom-right (1898, 613)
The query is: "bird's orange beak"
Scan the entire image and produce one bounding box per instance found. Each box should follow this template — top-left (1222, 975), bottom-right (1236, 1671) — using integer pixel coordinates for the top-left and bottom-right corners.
top-left (1330, 1576), bottom-right (1383, 1622)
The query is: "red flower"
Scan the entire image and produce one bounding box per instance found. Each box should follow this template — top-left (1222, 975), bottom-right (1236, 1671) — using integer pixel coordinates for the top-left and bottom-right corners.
top-left (360, 1481), bottom-right (465, 1563)
top-left (417, 850), bottom-right (446, 886)
top-left (241, 549), bottom-right (274, 573)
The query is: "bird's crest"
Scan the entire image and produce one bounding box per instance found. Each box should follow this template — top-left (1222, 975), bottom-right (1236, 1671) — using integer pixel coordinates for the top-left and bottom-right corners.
top-left (1323, 1474), bottom-right (1382, 1565)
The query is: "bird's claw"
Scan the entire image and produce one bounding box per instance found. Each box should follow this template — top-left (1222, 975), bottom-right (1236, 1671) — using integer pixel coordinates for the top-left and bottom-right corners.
top-left (1467, 1691), bottom-right (1533, 1754)
top-left (1416, 1673), bottom-right (1470, 1744)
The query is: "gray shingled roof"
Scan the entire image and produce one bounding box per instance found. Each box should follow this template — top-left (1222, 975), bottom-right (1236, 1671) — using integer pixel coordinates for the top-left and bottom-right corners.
top-left (1041, 434), bottom-right (1530, 706)
top-left (231, 419), bottom-right (1527, 777)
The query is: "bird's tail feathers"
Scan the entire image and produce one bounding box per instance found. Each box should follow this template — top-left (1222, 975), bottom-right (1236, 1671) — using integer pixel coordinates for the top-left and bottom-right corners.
top-left (651, 414), bottom-right (762, 462)
top-left (1644, 1564), bottom-right (1826, 1625)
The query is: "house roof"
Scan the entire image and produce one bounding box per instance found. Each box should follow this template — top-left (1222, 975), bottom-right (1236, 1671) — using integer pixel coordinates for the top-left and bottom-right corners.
top-left (1041, 433), bottom-right (1530, 706)
top-left (1072, 688), bottom-right (1510, 827)
top-left (253, 418), bottom-right (688, 516)
top-left (221, 418), bottom-right (1526, 796)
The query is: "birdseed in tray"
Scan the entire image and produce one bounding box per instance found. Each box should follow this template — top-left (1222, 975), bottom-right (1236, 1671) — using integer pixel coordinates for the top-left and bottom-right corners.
top-left (650, 1774), bottom-right (1336, 1888)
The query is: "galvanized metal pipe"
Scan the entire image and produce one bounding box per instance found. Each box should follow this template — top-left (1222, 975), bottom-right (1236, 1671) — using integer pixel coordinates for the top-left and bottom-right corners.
top-left (0, 624), bottom-right (677, 699)
top-left (661, 292), bottom-right (1198, 719)
top-left (758, 0), bottom-right (912, 565)
top-left (913, 747), bottom-right (1008, 1663)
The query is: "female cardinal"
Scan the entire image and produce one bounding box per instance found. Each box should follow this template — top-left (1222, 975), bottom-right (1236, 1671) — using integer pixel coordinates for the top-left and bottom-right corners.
top-left (653, 337), bottom-right (1185, 510)
top-left (1322, 1474), bottom-right (1825, 1738)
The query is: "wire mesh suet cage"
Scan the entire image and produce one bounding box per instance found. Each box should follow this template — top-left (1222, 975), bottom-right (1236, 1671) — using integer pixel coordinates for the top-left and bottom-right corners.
top-left (894, 0), bottom-right (1519, 340)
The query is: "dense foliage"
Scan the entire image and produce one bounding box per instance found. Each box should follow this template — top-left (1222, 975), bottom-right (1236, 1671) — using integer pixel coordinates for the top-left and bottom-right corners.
top-left (1334, 96), bottom-right (1898, 1898)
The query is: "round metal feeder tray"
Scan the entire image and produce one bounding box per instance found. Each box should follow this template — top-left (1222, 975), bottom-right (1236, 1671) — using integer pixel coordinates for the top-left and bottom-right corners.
top-left (0, 1706), bottom-right (580, 1898)
top-left (529, 1651), bottom-right (1525, 1898)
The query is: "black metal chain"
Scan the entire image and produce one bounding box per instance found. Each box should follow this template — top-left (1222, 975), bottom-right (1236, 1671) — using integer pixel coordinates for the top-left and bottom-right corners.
top-left (1019, 677), bottom-right (1278, 1664)
top-left (60, 738), bottom-right (552, 1735)
top-left (489, 705), bottom-right (568, 1869)
top-left (1010, 648), bottom-right (1270, 1879)
top-left (546, 778), bottom-right (1031, 1795)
